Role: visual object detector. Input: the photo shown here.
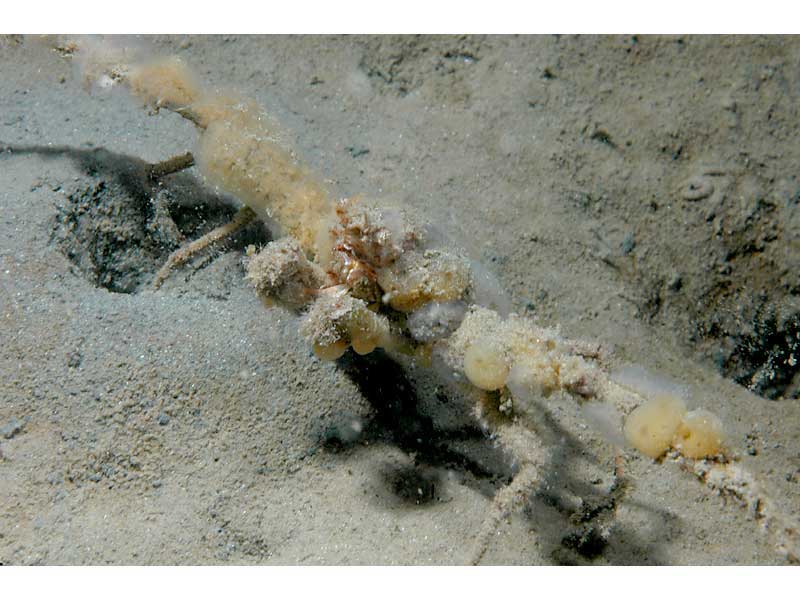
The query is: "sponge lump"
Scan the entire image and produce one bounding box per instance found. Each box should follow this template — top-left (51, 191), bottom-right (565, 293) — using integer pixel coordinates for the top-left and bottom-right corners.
top-left (623, 394), bottom-right (687, 459)
top-left (463, 338), bottom-right (510, 391)
top-left (673, 409), bottom-right (726, 459)
top-left (623, 394), bottom-right (727, 460)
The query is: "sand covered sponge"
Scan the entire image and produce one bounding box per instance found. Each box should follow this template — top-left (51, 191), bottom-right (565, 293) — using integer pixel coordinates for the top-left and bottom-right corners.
top-left (299, 287), bottom-right (393, 360)
top-left (102, 51), bottom-right (335, 257)
top-left (442, 306), bottom-right (603, 402)
top-left (245, 238), bottom-right (327, 309)
top-left (376, 248), bottom-right (472, 313)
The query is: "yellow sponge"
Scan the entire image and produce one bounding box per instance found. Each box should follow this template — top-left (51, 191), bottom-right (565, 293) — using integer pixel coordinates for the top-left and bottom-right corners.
top-left (312, 340), bottom-right (349, 361)
top-left (673, 409), bottom-right (725, 459)
top-left (623, 394), bottom-right (687, 459)
top-left (463, 338), bottom-right (509, 391)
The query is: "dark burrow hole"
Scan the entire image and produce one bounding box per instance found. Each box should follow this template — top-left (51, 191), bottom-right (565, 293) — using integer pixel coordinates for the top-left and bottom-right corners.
top-left (718, 311), bottom-right (800, 400)
top-left (45, 146), bottom-right (270, 294)
top-left (632, 266), bottom-right (799, 401)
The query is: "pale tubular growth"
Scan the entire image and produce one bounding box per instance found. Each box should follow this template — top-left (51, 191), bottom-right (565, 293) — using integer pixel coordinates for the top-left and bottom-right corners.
top-left (127, 56), bottom-right (201, 111)
top-left (79, 45), bottom-right (336, 259)
top-left (77, 42), bottom-right (476, 343)
top-left (115, 48), bottom-right (477, 349)
top-left (194, 101), bottom-right (334, 257)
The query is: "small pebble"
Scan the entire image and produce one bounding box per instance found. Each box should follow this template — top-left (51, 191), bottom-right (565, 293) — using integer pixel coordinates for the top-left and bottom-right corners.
top-left (621, 232), bottom-right (636, 255)
top-left (1, 417), bottom-right (24, 439)
top-left (157, 413), bottom-right (170, 426)
top-left (345, 145), bottom-right (370, 158)
top-left (46, 471), bottom-right (64, 485)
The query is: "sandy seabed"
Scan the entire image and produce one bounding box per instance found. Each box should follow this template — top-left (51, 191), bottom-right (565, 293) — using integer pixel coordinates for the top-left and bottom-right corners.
top-left (0, 35), bottom-right (798, 565)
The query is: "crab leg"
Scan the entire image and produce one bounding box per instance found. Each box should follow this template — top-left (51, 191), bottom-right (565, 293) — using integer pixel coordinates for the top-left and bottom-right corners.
top-left (152, 205), bottom-right (258, 289)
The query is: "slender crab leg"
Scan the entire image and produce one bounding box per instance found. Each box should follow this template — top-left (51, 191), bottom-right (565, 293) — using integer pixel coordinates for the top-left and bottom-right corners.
top-left (146, 151), bottom-right (195, 181)
top-left (152, 205), bottom-right (258, 289)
